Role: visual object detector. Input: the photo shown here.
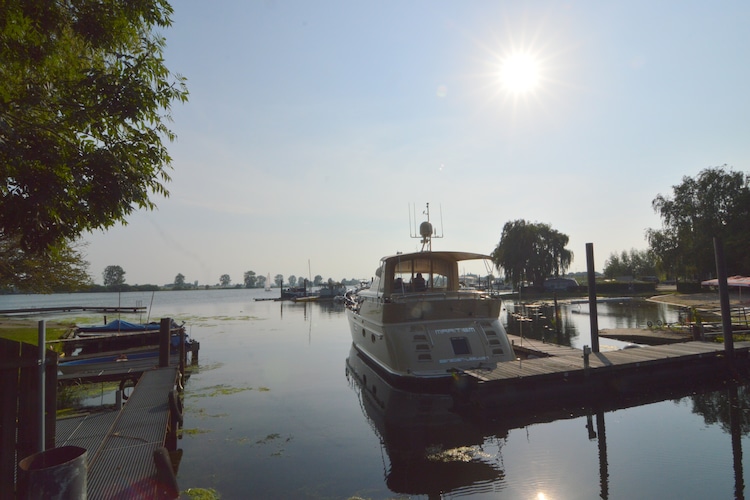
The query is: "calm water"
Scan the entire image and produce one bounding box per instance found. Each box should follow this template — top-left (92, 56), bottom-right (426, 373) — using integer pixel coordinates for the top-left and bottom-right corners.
top-left (2, 289), bottom-right (748, 499)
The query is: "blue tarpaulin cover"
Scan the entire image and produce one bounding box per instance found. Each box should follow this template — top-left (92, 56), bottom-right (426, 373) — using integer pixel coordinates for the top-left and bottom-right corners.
top-left (77, 319), bottom-right (161, 333)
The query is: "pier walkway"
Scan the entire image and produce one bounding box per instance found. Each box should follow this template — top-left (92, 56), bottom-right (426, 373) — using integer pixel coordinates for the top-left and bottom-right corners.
top-left (57, 367), bottom-right (181, 499)
top-left (0, 305), bottom-right (146, 315)
top-left (463, 334), bottom-right (750, 410)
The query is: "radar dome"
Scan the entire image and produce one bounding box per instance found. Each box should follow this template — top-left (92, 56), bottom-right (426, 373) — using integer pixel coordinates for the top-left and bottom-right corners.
top-left (419, 221), bottom-right (433, 238)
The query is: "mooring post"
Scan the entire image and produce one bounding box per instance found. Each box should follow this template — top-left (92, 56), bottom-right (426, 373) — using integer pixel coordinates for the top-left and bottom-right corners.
top-left (713, 237), bottom-right (734, 359)
top-left (159, 318), bottom-right (171, 367)
top-left (583, 345), bottom-right (591, 377)
top-left (37, 320), bottom-right (46, 453)
top-left (179, 328), bottom-right (186, 380)
top-left (586, 243), bottom-right (600, 353)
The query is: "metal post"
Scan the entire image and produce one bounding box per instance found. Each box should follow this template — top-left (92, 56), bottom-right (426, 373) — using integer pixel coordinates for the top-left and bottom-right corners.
top-left (714, 237), bottom-right (734, 358)
top-left (586, 243), bottom-right (600, 352)
top-left (37, 320), bottom-right (46, 453)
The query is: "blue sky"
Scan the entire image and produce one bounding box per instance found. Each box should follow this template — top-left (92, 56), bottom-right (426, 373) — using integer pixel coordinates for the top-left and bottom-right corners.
top-left (84, 1), bottom-right (750, 286)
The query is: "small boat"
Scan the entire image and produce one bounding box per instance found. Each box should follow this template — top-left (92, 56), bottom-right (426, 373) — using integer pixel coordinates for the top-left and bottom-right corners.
top-left (58, 346), bottom-right (161, 376)
top-left (76, 319), bottom-right (161, 336)
top-left (65, 319), bottom-right (186, 357)
top-left (75, 319), bottom-right (183, 337)
top-left (279, 286), bottom-right (307, 301)
top-left (293, 295), bottom-right (318, 303)
top-left (317, 282), bottom-right (347, 301)
top-left (345, 205), bottom-right (515, 382)
top-left (292, 282), bottom-right (348, 302)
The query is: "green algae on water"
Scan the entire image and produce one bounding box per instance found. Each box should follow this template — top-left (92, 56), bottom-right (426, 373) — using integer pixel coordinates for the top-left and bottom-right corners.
top-left (183, 487), bottom-right (220, 500)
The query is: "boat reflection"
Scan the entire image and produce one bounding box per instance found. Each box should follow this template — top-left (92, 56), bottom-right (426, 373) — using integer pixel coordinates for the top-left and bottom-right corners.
top-left (346, 343), bottom-right (750, 499)
top-left (345, 344), bottom-right (504, 497)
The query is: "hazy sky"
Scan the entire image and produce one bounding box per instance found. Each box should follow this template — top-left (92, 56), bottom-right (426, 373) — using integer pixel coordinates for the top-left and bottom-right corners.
top-left (83, 0), bottom-right (750, 286)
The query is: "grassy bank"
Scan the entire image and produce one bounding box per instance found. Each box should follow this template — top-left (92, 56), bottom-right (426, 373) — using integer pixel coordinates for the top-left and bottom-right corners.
top-left (0, 318), bottom-right (73, 345)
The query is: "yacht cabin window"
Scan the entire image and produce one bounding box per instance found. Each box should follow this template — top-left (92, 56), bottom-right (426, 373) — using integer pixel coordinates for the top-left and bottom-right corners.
top-left (390, 257), bottom-right (453, 293)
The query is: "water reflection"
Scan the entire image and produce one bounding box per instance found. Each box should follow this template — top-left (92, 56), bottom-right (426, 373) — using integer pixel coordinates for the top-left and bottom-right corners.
top-left (346, 342), bottom-right (750, 499)
top-left (504, 298), bottom-right (686, 349)
top-left (345, 345), bottom-right (504, 498)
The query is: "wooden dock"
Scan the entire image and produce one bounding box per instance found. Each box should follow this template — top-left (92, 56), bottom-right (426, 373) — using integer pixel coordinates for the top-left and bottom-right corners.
top-left (0, 305), bottom-right (147, 315)
top-left (57, 367), bottom-right (182, 499)
top-left (461, 334), bottom-right (750, 411)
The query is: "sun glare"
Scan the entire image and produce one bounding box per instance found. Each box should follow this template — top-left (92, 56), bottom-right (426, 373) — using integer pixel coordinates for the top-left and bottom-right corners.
top-left (498, 52), bottom-right (540, 94)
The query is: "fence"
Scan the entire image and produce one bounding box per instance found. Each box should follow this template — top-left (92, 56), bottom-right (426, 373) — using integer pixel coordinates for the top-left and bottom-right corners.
top-left (0, 337), bottom-right (57, 499)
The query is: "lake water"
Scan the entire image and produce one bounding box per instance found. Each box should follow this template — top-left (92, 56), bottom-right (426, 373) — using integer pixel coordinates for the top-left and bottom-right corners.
top-left (2, 289), bottom-right (747, 499)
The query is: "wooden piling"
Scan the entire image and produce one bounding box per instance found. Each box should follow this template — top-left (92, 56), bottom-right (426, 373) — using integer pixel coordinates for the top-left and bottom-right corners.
top-left (586, 243), bottom-right (600, 352)
top-left (714, 237), bottom-right (734, 358)
top-left (159, 318), bottom-right (171, 368)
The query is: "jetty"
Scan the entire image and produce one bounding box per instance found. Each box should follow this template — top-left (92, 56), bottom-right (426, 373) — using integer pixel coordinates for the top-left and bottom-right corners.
top-left (460, 333), bottom-right (750, 411)
top-left (0, 305), bottom-right (147, 315)
top-left (4, 318), bottom-right (192, 498)
top-left (55, 367), bottom-right (183, 498)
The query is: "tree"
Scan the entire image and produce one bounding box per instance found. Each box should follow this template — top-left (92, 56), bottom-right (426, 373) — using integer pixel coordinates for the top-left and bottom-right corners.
top-left (0, 236), bottom-right (91, 292)
top-left (647, 166), bottom-right (750, 280)
top-left (257, 274), bottom-right (267, 289)
top-left (174, 273), bottom-right (186, 289)
top-left (103, 265), bottom-right (126, 287)
top-left (491, 220), bottom-right (573, 289)
top-left (219, 274), bottom-right (231, 287)
top-left (275, 274), bottom-right (284, 287)
top-left (603, 249), bottom-right (657, 279)
top-left (243, 271), bottom-right (257, 288)
top-left (288, 275), bottom-right (297, 287)
top-left (313, 275), bottom-right (323, 286)
top-left (0, 1), bottom-right (188, 253)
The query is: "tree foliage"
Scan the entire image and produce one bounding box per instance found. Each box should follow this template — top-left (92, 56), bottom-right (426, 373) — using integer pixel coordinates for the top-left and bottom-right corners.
top-left (275, 274), bottom-right (284, 287)
top-left (491, 220), bottom-right (573, 289)
top-left (244, 271), bottom-right (257, 288)
top-left (647, 166), bottom-right (750, 279)
top-left (219, 274), bottom-right (231, 287)
top-left (0, 0), bottom-right (188, 252)
top-left (102, 264), bottom-right (125, 287)
top-left (603, 249), bottom-right (657, 279)
top-left (173, 272), bottom-right (185, 289)
top-left (0, 236), bottom-right (91, 292)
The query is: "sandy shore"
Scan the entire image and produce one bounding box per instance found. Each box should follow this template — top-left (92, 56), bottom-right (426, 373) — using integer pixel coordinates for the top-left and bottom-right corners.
top-left (648, 291), bottom-right (750, 309)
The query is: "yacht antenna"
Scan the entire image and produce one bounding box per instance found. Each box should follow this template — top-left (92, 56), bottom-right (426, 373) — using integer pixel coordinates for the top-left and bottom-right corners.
top-left (410, 203), bottom-right (443, 251)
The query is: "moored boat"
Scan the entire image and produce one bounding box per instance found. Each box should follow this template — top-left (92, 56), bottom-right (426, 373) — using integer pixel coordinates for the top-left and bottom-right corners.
top-left (75, 319), bottom-right (163, 337)
top-left (345, 205), bottom-right (515, 381)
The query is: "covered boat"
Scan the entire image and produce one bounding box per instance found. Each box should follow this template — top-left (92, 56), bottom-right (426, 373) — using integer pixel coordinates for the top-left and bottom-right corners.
top-left (345, 205), bottom-right (515, 381)
top-left (76, 319), bottom-right (162, 335)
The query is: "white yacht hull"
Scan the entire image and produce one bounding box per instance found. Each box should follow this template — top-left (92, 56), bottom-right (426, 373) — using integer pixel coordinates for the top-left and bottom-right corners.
top-left (346, 294), bottom-right (515, 379)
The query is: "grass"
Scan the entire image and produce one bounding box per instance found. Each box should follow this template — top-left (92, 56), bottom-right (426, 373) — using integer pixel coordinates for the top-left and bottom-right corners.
top-left (0, 320), bottom-right (71, 346)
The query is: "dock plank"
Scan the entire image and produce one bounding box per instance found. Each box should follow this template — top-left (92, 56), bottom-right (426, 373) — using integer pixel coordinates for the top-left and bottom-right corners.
top-left (467, 340), bottom-right (750, 385)
top-left (87, 367), bottom-right (178, 499)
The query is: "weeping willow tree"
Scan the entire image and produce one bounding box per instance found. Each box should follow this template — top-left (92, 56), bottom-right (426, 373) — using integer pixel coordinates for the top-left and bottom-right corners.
top-left (491, 220), bottom-right (573, 289)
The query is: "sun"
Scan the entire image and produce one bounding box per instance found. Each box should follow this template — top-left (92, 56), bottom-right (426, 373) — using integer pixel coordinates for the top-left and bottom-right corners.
top-left (498, 52), bottom-right (540, 95)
